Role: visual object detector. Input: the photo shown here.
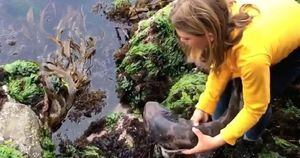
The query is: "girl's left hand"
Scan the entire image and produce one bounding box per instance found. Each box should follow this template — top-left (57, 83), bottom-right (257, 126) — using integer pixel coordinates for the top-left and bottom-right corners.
top-left (182, 127), bottom-right (226, 154)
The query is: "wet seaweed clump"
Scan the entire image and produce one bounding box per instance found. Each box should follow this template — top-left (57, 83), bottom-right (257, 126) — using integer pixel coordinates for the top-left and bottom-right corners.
top-left (106, 0), bottom-right (172, 23)
top-left (68, 90), bottom-right (107, 122)
top-left (162, 71), bottom-right (207, 119)
top-left (116, 4), bottom-right (194, 109)
top-left (39, 31), bottom-right (99, 128)
top-left (40, 128), bottom-right (55, 158)
top-left (105, 0), bottom-right (132, 22)
top-left (3, 60), bottom-right (39, 78)
top-left (59, 113), bottom-right (154, 158)
top-left (2, 60), bottom-right (44, 106)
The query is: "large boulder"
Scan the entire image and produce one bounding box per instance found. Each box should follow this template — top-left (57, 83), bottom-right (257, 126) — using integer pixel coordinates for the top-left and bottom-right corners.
top-left (0, 102), bottom-right (43, 158)
top-left (115, 4), bottom-right (194, 109)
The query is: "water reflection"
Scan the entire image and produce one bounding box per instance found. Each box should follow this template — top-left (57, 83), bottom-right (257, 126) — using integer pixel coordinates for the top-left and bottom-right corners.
top-left (0, 0), bottom-right (124, 144)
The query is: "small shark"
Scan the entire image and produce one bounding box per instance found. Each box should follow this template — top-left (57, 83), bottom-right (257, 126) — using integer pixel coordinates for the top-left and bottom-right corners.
top-left (143, 79), bottom-right (242, 155)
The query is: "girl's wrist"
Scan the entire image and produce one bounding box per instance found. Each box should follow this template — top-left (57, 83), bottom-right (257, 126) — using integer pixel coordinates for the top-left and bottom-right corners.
top-left (213, 134), bottom-right (226, 147)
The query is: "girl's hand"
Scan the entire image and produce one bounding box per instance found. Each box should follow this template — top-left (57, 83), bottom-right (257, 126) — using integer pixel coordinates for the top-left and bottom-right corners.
top-left (182, 127), bottom-right (226, 154)
top-left (190, 109), bottom-right (209, 126)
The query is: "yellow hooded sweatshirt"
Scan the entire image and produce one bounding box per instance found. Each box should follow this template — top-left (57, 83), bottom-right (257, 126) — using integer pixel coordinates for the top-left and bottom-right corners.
top-left (195, 0), bottom-right (300, 145)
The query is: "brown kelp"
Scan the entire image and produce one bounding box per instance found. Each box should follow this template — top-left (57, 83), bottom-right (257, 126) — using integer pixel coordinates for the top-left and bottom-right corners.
top-left (39, 30), bottom-right (98, 128)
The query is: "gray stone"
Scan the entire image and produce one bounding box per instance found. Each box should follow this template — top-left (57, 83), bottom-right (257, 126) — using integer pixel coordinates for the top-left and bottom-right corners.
top-left (0, 102), bottom-right (43, 158)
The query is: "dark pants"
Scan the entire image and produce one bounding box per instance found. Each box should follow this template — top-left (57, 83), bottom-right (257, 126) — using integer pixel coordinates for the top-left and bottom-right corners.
top-left (212, 47), bottom-right (300, 141)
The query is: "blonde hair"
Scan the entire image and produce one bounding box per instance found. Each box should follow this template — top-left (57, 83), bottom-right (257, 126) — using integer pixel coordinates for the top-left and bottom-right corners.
top-left (170, 0), bottom-right (256, 72)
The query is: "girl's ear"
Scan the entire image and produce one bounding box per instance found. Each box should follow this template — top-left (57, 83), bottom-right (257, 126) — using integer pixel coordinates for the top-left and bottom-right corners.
top-left (207, 32), bottom-right (214, 42)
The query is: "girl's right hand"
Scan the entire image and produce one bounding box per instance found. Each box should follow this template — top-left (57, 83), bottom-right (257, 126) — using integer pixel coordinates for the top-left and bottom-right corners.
top-left (190, 109), bottom-right (209, 126)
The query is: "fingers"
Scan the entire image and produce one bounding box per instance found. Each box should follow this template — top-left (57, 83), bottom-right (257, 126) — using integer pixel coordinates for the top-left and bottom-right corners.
top-left (192, 127), bottom-right (203, 139)
top-left (190, 109), bottom-right (203, 126)
top-left (181, 148), bottom-right (197, 155)
top-left (190, 115), bottom-right (199, 126)
top-left (192, 120), bottom-right (199, 126)
top-left (181, 128), bottom-right (203, 155)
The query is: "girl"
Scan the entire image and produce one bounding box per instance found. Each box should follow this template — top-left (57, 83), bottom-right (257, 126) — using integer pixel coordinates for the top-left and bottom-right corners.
top-left (169, 0), bottom-right (300, 154)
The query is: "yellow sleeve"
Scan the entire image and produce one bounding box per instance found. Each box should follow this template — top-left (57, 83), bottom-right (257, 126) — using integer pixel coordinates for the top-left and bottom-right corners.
top-left (195, 64), bottom-right (232, 115)
top-left (220, 54), bottom-right (271, 145)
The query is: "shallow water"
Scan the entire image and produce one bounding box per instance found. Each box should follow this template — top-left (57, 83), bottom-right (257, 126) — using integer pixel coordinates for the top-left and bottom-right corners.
top-left (0, 0), bottom-right (128, 145)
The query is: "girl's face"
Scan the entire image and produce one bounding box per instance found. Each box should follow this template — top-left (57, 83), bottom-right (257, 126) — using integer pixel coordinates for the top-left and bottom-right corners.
top-left (175, 29), bottom-right (211, 50)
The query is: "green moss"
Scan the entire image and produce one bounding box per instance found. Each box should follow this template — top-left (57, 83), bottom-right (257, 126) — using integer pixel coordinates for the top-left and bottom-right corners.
top-left (113, 0), bottom-right (130, 9)
top-left (120, 43), bottom-right (161, 77)
top-left (2, 60), bottom-right (44, 105)
top-left (282, 99), bottom-right (300, 119)
top-left (61, 144), bottom-right (77, 157)
top-left (3, 60), bottom-right (39, 79)
top-left (273, 136), bottom-right (299, 153)
top-left (60, 144), bottom-right (103, 158)
top-left (8, 74), bottom-right (44, 105)
top-left (137, 4), bottom-right (172, 32)
top-left (40, 129), bottom-right (55, 158)
top-left (80, 146), bottom-right (102, 158)
top-left (45, 74), bottom-right (66, 93)
top-left (105, 112), bottom-right (123, 131)
top-left (258, 147), bottom-right (283, 158)
top-left (0, 141), bottom-right (24, 158)
top-left (162, 72), bottom-right (207, 118)
top-left (116, 4), bottom-right (193, 108)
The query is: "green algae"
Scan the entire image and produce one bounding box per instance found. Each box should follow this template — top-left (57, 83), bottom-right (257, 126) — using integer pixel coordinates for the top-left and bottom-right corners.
top-left (105, 112), bottom-right (123, 131)
top-left (0, 141), bottom-right (24, 158)
top-left (2, 60), bottom-right (44, 105)
top-left (40, 129), bottom-right (55, 158)
top-left (162, 71), bottom-right (207, 118)
top-left (116, 4), bottom-right (193, 108)
top-left (7, 74), bottom-right (43, 105)
top-left (113, 0), bottom-right (130, 9)
top-left (3, 60), bottom-right (39, 79)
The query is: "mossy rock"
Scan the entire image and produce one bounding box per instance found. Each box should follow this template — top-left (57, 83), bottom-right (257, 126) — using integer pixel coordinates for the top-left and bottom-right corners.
top-left (116, 4), bottom-right (194, 109)
top-left (113, 0), bottom-right (130, 9)
top-left (3, 60), bottom-right (39, 79)
top-left (162, 71), bottom-right (207, 119)
top-left (7, 74), bottom-right (43, 105)
top-left (1, 60), bottom-right (44, 105)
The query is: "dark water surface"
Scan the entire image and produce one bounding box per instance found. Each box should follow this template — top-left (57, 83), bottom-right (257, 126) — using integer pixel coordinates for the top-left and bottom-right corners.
top-left (0, 0), bottom-right (127, 145)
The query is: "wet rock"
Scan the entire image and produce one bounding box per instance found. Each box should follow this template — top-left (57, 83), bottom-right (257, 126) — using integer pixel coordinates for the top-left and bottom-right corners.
top-left (0, 102), bottom-right (42, 158)
top-left (7, 40), bottom-right (16, 46)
